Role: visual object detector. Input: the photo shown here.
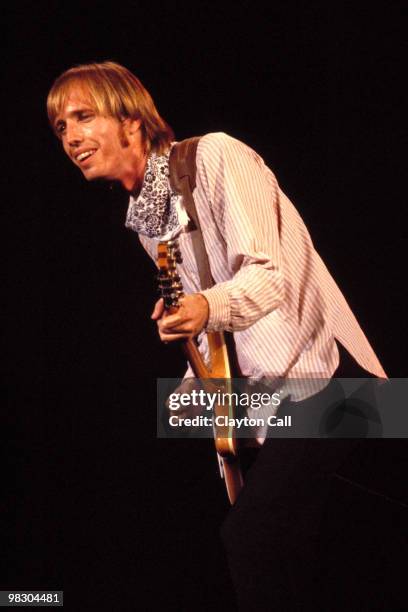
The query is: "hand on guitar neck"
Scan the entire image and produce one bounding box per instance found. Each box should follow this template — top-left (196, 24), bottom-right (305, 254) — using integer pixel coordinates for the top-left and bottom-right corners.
top-left (151, 294), bottom-right (209, 343)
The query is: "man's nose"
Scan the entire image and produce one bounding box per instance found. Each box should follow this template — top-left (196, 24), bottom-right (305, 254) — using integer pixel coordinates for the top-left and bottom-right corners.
top-left (66, 121), bottom-right (83, 145)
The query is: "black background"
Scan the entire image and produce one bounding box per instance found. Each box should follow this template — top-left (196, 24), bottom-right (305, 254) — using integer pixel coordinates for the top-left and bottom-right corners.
top-left (4, 1), bottom-right (407, 610)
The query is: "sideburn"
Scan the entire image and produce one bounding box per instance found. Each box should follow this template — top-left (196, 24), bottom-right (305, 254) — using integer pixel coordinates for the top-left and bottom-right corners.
top-left (118, 123), bottom-right (130, 148)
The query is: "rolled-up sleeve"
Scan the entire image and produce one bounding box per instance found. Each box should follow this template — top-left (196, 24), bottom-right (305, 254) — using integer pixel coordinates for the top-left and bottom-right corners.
top-left (198, 133), bottom-right (285, 332)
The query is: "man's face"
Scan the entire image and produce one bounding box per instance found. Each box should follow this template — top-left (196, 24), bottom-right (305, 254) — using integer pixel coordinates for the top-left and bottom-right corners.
top-left (55, 91), bottom-right (138, 185)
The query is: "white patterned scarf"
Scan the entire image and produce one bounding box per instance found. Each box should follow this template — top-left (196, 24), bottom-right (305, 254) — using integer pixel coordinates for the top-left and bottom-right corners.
top-left (125, 149), bottom-right (185, 240)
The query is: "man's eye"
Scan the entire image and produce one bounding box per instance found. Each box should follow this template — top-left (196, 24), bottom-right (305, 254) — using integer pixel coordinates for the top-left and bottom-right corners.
top-left (79, 113), bottom-right (94, 121)
top-left (56, 123), bottom-right (66, 134)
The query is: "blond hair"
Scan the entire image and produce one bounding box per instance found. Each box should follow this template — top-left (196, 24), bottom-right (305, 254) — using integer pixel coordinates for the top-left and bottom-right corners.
top-left (47, 61), bottom-right (174, 155)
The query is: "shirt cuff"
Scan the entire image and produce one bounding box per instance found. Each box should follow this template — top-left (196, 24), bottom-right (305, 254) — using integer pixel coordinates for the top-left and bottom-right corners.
top-left (200, 285), bottom-right (230, 331)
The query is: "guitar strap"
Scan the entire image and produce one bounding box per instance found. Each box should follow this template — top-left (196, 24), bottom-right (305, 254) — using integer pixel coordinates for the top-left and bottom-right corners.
top-left (168, 139), bottom-right (246, 501)
top-left (168, 137), bottom-right (214, 291)
top-left (168, 137), bottom-right (243, 379)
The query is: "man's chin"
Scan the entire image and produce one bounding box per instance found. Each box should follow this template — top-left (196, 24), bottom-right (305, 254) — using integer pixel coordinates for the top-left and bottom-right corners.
top-left (80, 168), bottom-right (103, 182)
top-left (80, 169), bottom-right (117, 187)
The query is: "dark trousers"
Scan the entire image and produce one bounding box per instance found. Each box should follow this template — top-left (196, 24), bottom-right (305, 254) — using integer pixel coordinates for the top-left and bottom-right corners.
top-left (220, 350), bottom-right (406, 611)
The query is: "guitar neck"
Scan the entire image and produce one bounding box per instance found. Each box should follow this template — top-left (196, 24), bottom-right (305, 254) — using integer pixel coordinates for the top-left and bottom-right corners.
top-left (156, 239), bottom-right (243, 505)
top-left (165, 302), bottom-right (210, 379)
top-left (182, 338), bottom-right (210, 379)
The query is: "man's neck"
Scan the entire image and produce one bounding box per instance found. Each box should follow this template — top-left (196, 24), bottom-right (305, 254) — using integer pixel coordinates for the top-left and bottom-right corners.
top-left (121, 151), bottom-right (147, 193)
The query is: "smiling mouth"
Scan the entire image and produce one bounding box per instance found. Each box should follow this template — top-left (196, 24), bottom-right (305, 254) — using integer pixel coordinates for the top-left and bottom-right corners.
top-left (75, 149), bottom-right (97, 163)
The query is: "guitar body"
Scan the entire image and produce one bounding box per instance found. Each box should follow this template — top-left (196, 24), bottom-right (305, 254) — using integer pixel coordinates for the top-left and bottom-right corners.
top-left (157, 241), bottom-right (244, 504)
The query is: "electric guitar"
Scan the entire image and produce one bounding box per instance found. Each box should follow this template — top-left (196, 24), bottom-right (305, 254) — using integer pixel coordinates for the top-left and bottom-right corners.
top-left (157, 239), bottom-right (244, 504)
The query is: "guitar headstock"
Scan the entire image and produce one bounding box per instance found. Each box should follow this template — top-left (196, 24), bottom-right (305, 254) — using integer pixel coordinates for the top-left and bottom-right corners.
top-left (157, 240), bottom-right (184, 310)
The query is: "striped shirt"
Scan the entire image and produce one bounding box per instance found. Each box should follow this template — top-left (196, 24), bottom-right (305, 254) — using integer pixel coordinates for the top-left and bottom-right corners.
top-left (135, 133), bottom-right (386, 395)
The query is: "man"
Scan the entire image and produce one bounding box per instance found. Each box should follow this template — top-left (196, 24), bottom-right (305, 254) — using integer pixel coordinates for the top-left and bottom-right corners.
top-left (47, 61), bottom-right (391, 610)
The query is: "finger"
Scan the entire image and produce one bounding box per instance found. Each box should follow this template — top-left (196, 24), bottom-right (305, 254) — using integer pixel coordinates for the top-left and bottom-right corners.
top-left (159, 319), bottom-right (193, 334)
top-left (151, 298), bottom-right (165, 320)
top-left (159, 314), bottom-right (185, 330)
top-left (159, 330), bottom-right (192, 342)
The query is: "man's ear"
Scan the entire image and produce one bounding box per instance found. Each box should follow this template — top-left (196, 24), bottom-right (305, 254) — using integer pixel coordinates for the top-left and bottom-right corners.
top-left (122, 117), bottom-right (142, 137)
